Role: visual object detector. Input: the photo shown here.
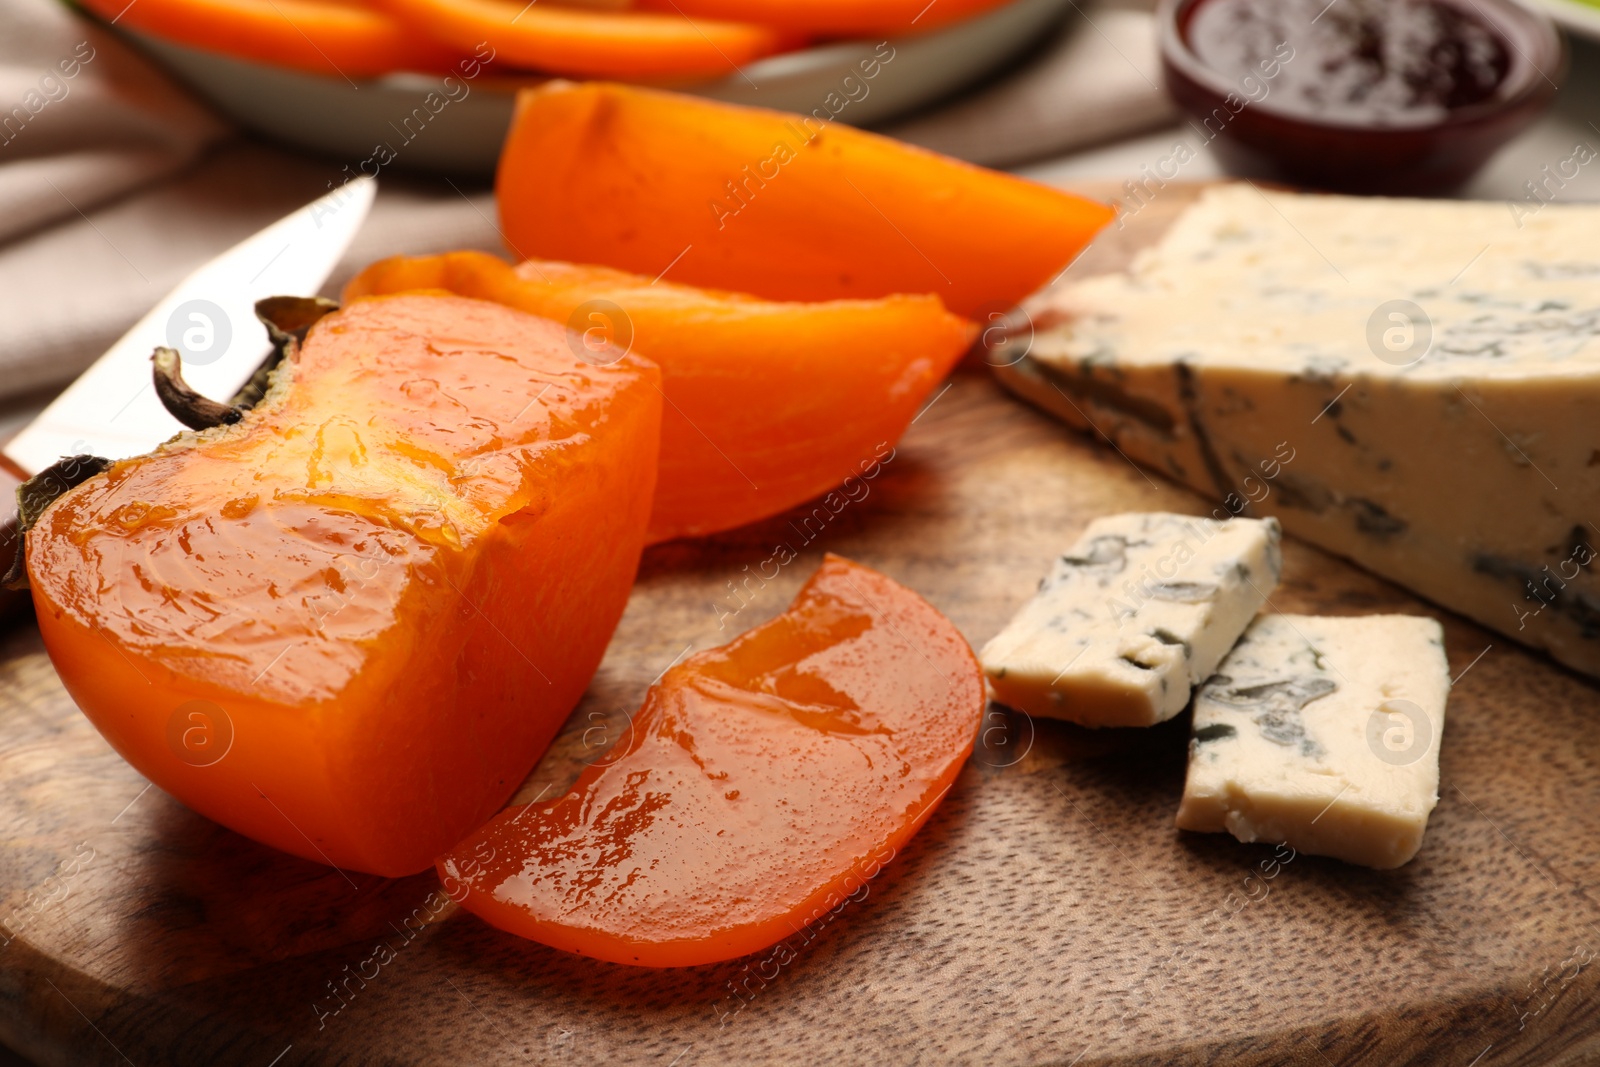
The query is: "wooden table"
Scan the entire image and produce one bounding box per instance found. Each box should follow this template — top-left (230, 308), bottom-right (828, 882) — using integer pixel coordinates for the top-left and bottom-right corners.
top-left (2, 185), bottom-right (1598, 1066)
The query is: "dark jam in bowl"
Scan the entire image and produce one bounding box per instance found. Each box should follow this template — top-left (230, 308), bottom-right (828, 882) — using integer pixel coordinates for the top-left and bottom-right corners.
top-left (1158, 0), bottom-right (1564, 193)
top-left (1189, 0), bottom-right (1508, 125)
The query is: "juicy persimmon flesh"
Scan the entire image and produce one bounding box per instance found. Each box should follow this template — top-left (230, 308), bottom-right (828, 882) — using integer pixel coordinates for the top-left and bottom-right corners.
top-left (496, 82), bottom-right (1116, 318)
top-left (344, 251), bottom-right (975, 543)
top-left (26, 294), bottom-right (661, 877)
top-left (438, 554), bottom-right (986, 967)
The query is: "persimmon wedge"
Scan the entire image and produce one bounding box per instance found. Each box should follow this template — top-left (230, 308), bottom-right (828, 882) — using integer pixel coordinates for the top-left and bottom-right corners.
top-left (25, 294), bottom-right (661, 877)
top-left (496, 82), bottom-right (1116, 317)
top-left (76, 0), bottom-right (463, 78)
top-left (438, 554), bottom-right (986, 967)
top-left (375, 0), bottom-right (782, 79)
top-left (344, 251), bottom-right (974, 542)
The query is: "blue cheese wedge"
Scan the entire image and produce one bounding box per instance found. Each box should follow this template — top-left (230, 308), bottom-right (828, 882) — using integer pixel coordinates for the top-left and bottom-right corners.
top-left (980, 512), bottom-right (1281, 727)
top-left (1176, 613), bottom-right (1450, 869)
top-left (1001, 183), bottom-right (1600, 680)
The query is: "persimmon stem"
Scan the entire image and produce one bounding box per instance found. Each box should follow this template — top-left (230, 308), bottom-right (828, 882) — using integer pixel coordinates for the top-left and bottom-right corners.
top-left (151, 347), bottom-right (243, 430)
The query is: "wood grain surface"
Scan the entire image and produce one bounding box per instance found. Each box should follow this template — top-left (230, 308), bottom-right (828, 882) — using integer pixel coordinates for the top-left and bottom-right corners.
top-left (0, 460), bottom-right (27, 625)
top-left (2, 185), bottom-right (1599, 1067)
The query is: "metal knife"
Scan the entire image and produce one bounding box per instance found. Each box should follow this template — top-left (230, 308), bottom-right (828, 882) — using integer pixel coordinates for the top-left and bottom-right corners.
top-left (0, 176), bottom-right (376, 620)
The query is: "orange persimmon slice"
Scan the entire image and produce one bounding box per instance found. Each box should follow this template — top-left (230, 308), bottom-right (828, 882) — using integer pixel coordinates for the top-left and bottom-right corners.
top-left (438, 554), bottom-right (985, 967)
top-left (496, 82), bottom-right (1116, 318)
top-left (26, 294), bottom-right (661, 877)
top-left (76, 0), bottom-right (463, 78)
top-left (637, 0), bottom-right (1012, 35)
top-left (374, 0), bottom-right (782, 79)
top-left (344, 251), bottom-right (974, 543)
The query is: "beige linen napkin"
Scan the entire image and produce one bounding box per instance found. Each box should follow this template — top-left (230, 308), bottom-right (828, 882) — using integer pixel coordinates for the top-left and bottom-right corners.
top-left (0, 0), bottom-right (227, 247)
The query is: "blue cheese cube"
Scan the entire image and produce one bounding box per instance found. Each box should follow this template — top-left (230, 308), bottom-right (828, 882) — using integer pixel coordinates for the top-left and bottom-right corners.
top-left (980, 512), bottom-right (1281, 727)
top-left (1176, 614), bottom-right (1450, 869)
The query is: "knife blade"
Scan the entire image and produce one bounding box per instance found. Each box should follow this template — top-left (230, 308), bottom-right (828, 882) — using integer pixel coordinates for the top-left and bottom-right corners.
top-left (0, 175), bottom-right (376, 618)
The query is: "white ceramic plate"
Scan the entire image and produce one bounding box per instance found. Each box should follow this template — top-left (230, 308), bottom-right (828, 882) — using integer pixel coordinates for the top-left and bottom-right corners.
top-left (1538, 0), bottom-right (1600, 40)
top-left (120, 0), bottom-right (1070, 175)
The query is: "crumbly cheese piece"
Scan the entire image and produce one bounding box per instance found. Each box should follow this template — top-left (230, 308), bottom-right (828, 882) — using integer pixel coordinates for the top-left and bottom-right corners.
top-left (1176, 613), bottom-right (1450, 869)
top-left (1003, 183), bottom-right (1600, 679)
top-left (980, 512), bottom-right (1281, 727)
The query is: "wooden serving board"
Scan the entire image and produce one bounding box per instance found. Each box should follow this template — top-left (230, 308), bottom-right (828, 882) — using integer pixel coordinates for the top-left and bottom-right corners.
top-left (3, 186), bottom-right (1600, 1067)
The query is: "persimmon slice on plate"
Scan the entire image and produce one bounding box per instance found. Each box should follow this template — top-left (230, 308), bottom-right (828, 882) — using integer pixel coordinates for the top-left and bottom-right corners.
top-left (375, 0), bottom-right (782, 79)
top-left (438, 554), bottom-right (985, 967)
top-left (496, 82), bottom-right (1117, 317)
top-left (637, 0), bottom-right (1012, 35)
top-left (26, 294), bottom-right (661, 877)
top-left (76, 0), bottom-right (463, 78)
top-left (344, 251), bottom-right (974, 542)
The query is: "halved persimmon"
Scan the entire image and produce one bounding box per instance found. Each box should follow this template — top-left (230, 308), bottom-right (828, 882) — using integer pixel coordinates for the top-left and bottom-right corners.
top-left (496, 82), bottom-right (1116, 317)
top-left (27, 294), bottom-right (661, 877)
top-left (375, 0), bottom-right (783, 79)
top-left (76, 0), bottom-right (464, 78)
top-left (344, 251), bottom-right (974, 542)
top-left (438, 554), bottom-right (985, 966)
